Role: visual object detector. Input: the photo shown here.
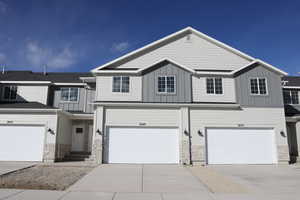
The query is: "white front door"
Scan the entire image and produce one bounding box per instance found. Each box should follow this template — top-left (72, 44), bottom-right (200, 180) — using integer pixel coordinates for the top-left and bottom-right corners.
top-left (107, 127), bottom-right (179, 164)
top-left (206, 128), bottom-right (278, 164)
top-left (72, 125), bottom-right (85, 152)
top-left (0, 125), bottom-right (45, 161)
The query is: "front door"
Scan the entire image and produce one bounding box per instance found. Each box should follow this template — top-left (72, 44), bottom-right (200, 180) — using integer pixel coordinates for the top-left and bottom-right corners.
top-left (72, 125), bottom-right (85, 152)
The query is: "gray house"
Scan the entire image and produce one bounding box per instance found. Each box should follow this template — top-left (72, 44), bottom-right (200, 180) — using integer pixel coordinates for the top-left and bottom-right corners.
top-left (0, 27), bottom-right (294, 165)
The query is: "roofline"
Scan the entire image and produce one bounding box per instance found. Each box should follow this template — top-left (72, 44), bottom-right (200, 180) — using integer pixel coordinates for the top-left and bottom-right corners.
top-left (0, 81), bottom-right (52, 84)
top-left (231, 59), bottom-right (288, 76)
top-left (52, 82), bottom-right (86, 86)
top-left (91, 27), bottom-right (255, 72)
top-left (92, 102), bottom-right (241, 109)
top-left (283, 86), bottom-right (300, 89)
top-left (0, 108), bottom-right (60, 113)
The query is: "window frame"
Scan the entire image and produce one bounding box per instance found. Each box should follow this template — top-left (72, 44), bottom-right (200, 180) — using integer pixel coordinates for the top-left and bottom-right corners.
top-left (112, 76), bottom-right (130, 93)
top-left (60, 87), bottom-right (80, 103)
top-left (2, 85), bottom-right (18, 101)
top-left (249, 77), bottom-right (269, 96)
top-left (157, 75), bottom-right (176, 94)
top-left (206, 77), bottom-right (223, 95)
top-left (284, 90), bottom-right (299, 105)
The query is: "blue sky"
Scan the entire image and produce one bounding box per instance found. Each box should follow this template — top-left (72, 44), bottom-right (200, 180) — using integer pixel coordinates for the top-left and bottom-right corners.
top-left (0, 0), bottom-right (299, 75)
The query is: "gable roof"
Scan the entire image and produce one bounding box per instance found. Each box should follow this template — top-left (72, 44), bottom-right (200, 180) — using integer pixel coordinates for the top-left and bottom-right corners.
top-left (0, 71), bottom-right (93, 83)
top-left (282, 76), bottom-right (300, 88)
top-left (91, 27), bottom-right (255, 72)
top-left (91, 27), bottom-right (287, 76)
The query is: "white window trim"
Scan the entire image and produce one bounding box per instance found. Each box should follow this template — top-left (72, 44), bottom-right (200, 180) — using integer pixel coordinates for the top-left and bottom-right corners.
top-left (249, 77), bottom-right (269, 96)
top-left (112, 76), bottom-right (130, 93)
top-left (284, 90), bottom-right (300, 105)
top-left (206, 77), bottom-right (223, 95)
top-left (60, 87), bottom-right (80, 103)
top-left (2, 85), bottom-right (18, 101)
top-left (157, 75), bottom-right (176, 94)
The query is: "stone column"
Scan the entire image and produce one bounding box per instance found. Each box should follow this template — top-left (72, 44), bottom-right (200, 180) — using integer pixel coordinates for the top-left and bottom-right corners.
top-left (180, 107), bottom-right (191, 165)
top-left (91, 106), bottom-right (104, 164)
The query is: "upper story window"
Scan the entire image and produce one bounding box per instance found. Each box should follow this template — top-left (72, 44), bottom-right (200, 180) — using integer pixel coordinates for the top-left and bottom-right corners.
top-left (206, 78), bottom-right (223, 94)
top-left (283, 90), bottom-right (299, 105)
top-left (61, 88), bottom-right (79, 102)
top-left (158, 76), bottom-right (176, 94)
top-left (3, 86), bottom-right (17, 101)
top-left (250, 78), bottom-right (268, 95)
top-left (112, 76), bottom-right (130, 93)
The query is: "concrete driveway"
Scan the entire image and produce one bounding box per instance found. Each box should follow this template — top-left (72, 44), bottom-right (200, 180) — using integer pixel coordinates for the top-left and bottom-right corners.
top-left (0, 162), bottom-right (36, 176)
top-left (1, 164), bottom-right (300, 200)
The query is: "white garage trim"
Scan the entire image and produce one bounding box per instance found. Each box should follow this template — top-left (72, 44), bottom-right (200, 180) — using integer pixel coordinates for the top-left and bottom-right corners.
top-left (0, 124), bottom-right (46, 161)
top-left (205, 127), bottom-right (278, 164)
top-left (105, 126), bottom-right (180, 164)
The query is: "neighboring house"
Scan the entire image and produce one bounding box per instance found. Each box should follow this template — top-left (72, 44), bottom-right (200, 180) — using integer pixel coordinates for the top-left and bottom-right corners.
top-left (0, 71), bottom-right (95, 162)
top-left (0, 27), bottom-right (292, 165)
top-left (90, 27), bottom-right (289, 165)
top-left (282, 76), bottom-right (300, 163)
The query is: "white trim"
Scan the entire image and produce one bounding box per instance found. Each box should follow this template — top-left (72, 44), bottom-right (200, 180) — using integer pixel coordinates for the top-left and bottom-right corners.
top-left (157, 75), bottom-right (176, 94)
top-left (0, 81), bottom-right (52, 84)
top-left (249, 77), bottom-right (269, 96)
top-left (91, 27), bottom-right (255, 72)
top-left (60, 87), bottom-right (80, 103)
top-left (80, 77), bottom-right (96, 82)
top-left (232, 60), bottom-right (288, 76)
top-left (0, 108), bottom-right (60, 113)
top-left (53, 82), bottom-right (86, 86)
top-left (92, 102), bottom-right (241, 109)
top-left (283, 86), bottom-right (300, 89)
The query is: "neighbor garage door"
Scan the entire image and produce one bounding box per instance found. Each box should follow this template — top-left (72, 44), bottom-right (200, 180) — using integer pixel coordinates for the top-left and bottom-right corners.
top-left (0, 125), bottom-right (45, 161)
top-left (107, 127), bottom-right (179, 164)
top-left (207, 128), bottom-right (277, 164)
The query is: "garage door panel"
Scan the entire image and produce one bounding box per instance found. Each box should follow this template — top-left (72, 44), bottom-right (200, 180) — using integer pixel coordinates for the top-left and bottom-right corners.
top-left (0, 125), bottom-right (45, 161)
top-left (108, 127), bottom-right (179, 164)
top-left (207, 128), bottom-right (277, 164)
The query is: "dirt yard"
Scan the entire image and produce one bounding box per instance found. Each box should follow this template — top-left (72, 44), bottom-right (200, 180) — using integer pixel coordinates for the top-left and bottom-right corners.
top-left (0, 165), bottom-right (94, 190)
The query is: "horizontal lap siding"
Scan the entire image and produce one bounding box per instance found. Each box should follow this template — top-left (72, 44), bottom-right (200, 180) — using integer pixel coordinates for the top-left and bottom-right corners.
top-left (142, 63), bottom-right (192, 103)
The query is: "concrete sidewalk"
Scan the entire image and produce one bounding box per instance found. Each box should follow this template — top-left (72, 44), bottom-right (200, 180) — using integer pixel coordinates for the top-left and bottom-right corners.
top-left (0, 162), bottom-right (36, 176)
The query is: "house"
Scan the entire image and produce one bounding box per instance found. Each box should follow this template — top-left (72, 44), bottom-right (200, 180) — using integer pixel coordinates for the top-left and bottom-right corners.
top-left (0, 71), bottom-right (95, 162)
top-left (90, 27), bottom-right (289, 165)
top-left (0, 27), bottom-right (291, 164)
top-left (282, 76), bottom-right (300, 163)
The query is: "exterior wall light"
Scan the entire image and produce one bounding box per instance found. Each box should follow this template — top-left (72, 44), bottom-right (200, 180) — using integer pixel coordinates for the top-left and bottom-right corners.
top-left (96, 129), bottom-right (102, 135)
top-left (184, 130), bottom-right (189, 136)
top-left (280, 131), bottom-right (286, 138)
top-left (198, 130), bottom-right (204, 137)
top-left (47, 128), bottom-right (55, 135)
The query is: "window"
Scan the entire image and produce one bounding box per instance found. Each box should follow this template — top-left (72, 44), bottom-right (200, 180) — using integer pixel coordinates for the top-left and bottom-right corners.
top-left (250, 78), bottom-right (268, 95)
top-left (3, 86), bottom-right (17, 100)
top-left (283, 90), bottom-right (299, 104)
top-left (112, 76), bottom-right (130, 93)
top-left (206, 78), bottom-right (223, 94)
top-left (61, 88), bottom-right (79, 102)
top-left (75, 127), bottom-right (83, 134)
top-left (158, 76), bottom-right (175, 93)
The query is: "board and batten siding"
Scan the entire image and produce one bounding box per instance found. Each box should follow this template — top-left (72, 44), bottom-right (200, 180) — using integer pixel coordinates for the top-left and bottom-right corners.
top-left (142, 62), bottom-right (192, 103)
top-left (52, 86), bottom-right (95, 113)
top-left (109, 33), bottom-right (251, 71)
top-left (96, 76), bottom-right (142, 102)
top-left (235, 65), bottom-right (284, 107)
top-left (192, 76), bottom-right (236, 103)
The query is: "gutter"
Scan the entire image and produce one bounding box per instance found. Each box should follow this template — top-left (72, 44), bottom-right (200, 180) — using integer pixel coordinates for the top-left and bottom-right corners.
top-left (0, 108), bottom-right (61, 114)
top-left (91, 102), bottom-right (241, 109)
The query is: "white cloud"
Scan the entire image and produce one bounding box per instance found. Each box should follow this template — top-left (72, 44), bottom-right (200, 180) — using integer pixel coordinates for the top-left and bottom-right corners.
top-left (0, 52), bottom-right (6, 63)
top-left (25, 41), bottom-right (77, 69)
top-left (111, 41), bottom-right (130, 52)
top-left (0, 1), bottom-right (7, 14)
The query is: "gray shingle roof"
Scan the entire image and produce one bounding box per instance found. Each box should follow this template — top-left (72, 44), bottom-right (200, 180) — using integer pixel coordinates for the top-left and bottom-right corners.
top-left (282, 76), bottom-right (300, 87)
top-left (0, 102), bottom-right (57, 109)
top-left (0, 71), bottom-right (93, 83)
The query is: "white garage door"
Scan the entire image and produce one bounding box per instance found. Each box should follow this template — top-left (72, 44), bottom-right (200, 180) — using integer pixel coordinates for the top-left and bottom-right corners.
top-left (0, 125), bottom-right (45, 161)
top-left (207, 128), bottom-right (277, 164)
top-left (107, 127), bottom-right (179, 164)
